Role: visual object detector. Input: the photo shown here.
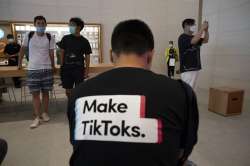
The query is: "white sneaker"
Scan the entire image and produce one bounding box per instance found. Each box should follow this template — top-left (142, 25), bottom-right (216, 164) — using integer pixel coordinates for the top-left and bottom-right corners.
top-left (30, 118), bottom-right (40, 129)
top-left (41, 112), bottom-right (50, 122)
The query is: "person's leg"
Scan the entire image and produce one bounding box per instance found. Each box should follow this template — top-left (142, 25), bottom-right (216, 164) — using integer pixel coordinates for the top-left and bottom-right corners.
top-left (30, 91), bottom-right (41, 128)
top-left (27, 70), bottom-right (42, 128)
top-left (171, 67), bottom-right (175, 78)
top-left (0, 138), bottom-right (7, 165)
top-left (40, 69), bottom-right (53, 121)
top-left (41, 91), bottom-right (50, 122)
top-left (181, 71), bottom-right (199, 89)
top-left (61, 67), bottom-right (74, 98)
top-left (167, 65), bottom-right (171, 78)
top-left (74, 67), bottom-right (84, 87)
top-left (65, 67), bottom-right (84, 98)
top-left (42, 91), bottom-right (49, 114)
top-left (192, 71), bottom-right (199, 89)
top-left (32, 92), bottom-right (41, 117)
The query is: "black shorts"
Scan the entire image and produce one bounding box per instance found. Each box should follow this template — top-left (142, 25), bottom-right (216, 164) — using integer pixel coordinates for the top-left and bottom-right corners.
top-left (60, 66), bottom-right (85, 89)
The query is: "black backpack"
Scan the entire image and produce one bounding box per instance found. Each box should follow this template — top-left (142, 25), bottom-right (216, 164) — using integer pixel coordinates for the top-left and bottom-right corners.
top-left (25, 31), bottom-right (51, 61)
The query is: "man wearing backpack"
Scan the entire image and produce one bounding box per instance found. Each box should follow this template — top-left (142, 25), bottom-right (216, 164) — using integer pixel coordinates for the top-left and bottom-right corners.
top-left (18, 15), bottom-right (55, 129)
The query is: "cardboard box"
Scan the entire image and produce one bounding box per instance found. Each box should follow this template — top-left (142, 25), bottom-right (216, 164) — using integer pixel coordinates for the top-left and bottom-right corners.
top-left (208, 87), bottom-right (244, 116)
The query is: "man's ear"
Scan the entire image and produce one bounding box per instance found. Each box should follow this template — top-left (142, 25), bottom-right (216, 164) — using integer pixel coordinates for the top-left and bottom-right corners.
top-left (77, 26), bottom-right (81, 33)
top-left (146, 50), bottom-right (154, 69)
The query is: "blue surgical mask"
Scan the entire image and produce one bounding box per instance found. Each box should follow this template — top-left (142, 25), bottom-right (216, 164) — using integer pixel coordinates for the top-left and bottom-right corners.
top-left (69, 26), bottom-right (76, 34)
top-left (36, 26), bottom-right (46, 33)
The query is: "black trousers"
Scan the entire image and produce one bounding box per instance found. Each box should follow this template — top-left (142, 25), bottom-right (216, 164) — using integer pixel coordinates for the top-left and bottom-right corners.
top-left (0, 138), bottom-right (7, 165)
top-left (168, 65), bottom-right (175, 78)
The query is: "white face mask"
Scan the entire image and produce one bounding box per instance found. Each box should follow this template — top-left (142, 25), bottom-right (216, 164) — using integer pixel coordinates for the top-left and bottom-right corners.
top-left (8, 39), bottom-right (14, 43)
top-left (190, 25), bottom-right (197, 32)
top-left (169, 44), bottom-right (173, 48)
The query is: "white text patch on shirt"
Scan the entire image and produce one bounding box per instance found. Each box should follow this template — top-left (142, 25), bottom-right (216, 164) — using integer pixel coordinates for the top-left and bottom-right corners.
top-left (74, 95), bottom-right (162, 143)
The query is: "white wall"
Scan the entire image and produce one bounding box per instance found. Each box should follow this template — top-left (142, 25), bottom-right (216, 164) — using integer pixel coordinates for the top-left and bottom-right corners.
top-left (197, 0), bottom-right (250, 110)
top-left (0, 0), bottom-right (199, 74)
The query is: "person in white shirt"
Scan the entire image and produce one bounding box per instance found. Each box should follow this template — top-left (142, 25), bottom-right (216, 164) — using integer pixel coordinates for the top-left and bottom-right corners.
top-left (18, 15), bottom-right (55, 129)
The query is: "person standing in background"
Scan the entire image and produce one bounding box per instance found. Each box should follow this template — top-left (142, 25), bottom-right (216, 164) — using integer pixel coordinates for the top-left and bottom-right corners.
top-left (165, 41), bottom-right (178, 79)
top-left (59, 17), bottom-right (92, 98)
top-left (4, 34), bottom-right (21, 88)
top-left (178, 19), bottom-right (209, 88)
top-left (18, 15), bottom-right (55, 129)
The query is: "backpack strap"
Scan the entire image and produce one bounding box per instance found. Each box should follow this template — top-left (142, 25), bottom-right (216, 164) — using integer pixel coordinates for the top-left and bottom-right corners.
top-left (28, 31), bottom-right (35, 47)
top-left (27, 31), bottom-right (51, 46)
top-left (46, 33), bottom-right (51, 42)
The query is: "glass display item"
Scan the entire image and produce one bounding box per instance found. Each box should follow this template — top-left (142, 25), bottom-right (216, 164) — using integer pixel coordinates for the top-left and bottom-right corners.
top-left (11, 22), bottom-right (102, 64)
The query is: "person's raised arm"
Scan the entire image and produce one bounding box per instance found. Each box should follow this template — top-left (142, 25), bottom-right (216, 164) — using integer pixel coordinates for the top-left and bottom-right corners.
top-left (191, 21), bottom-right (209, 45)
top-left (203, 26), bottom-right (209, 44)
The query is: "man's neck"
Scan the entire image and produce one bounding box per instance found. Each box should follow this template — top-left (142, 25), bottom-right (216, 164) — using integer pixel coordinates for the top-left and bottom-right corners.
top-left (36, 32), bottom-right (45, 36)
top-left (184, 30), bottom-right (193, 36)
top-left (73, 33), bottom-right (81, 37)
top-left (114, 54), bottom-right (149, 70)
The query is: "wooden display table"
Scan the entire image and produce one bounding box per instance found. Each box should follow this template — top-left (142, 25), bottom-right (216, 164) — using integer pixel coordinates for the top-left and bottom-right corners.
top-left (0, 64), bottom-right (114, 78)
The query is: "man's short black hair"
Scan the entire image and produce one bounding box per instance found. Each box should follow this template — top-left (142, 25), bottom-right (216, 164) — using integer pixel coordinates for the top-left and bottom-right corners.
top-left (70, 17), bottom-right (85, 31)
top-left (7, 34), bottom-right (14, 39)
top-left (182, 18), bottom-right (195, 29)
top-left (111, 19), bottom-right (154, 56)
top-left (34, 15), bottom-right (47, 24)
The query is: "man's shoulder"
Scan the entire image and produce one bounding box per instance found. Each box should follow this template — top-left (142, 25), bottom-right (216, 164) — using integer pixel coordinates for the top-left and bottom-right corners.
top-left (80, 36), bottom-right (90, 43)
top-left (62, 34), bottom-right (72, 40)
top-left (178, 33), bottom-right (188, 39)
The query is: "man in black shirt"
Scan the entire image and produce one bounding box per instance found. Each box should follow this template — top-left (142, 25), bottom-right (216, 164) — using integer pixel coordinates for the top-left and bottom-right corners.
top-left (68, 20), bottom-right (199, 166)
top-left (59, 17), bottom-right (92, 98)
top-left (178, 19), bottom-right (209, 88)
top-left (4, 34), bottom-right (21, 88)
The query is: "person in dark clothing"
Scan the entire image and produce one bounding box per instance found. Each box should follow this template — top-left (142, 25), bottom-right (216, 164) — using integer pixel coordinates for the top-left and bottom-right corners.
top-left (4, 34), bottom-right (21, 88)
top-left (178, 18), bottom-right (209, 88)
top-left (0, 138), bottom-right (7, 165)
top-left (59, 17), bottom-right (92, 98)
top-left (67, 19), bottom-right (199, 166)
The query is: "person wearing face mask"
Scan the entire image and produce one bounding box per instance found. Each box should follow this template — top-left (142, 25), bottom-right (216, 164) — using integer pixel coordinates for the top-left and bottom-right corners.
top-left (58, 17), bottom-right (92, 98)
top-left (178, 19), bottom-right (209, 89)
top-left (18, 15), bottom-right (55, 129)
top-left (165, 41), bottom-right (179, 78)
top-left (4, 34), bottom-right (21, 88)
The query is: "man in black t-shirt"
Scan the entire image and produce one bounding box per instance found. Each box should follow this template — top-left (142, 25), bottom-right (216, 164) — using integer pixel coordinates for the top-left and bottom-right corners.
top-left (4, 34), bottom-right (21, 88)
top-left (178, 19), bottom-right (209, 88)
top-left (59, 17), bottom-right (92, 98)
top-left (68, 20), bottom-right (199, 166)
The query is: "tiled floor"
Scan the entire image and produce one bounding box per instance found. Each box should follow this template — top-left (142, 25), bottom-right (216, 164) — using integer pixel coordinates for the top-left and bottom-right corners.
top-left (0, 87), bottom-right (250, 166)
